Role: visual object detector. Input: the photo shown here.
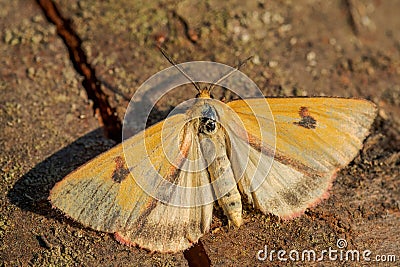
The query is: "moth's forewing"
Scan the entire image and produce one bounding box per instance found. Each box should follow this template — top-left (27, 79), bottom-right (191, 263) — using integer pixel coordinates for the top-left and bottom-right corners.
top-left (227, 97), bottom-right (376, 218)
top-left (50, 114), bottom-right (213, 253)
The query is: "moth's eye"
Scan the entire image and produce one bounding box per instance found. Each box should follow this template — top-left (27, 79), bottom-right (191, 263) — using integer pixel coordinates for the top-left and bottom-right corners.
top-left (200, 117), bottom-right (217, 135)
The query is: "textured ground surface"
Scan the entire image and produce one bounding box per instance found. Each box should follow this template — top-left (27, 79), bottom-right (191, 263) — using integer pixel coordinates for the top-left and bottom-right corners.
top-left (1, 0), bottom-right (399, 266)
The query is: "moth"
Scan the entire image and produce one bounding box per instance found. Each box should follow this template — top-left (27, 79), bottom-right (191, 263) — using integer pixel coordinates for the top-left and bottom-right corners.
top-left (50, 59), bottom-right (377, 253)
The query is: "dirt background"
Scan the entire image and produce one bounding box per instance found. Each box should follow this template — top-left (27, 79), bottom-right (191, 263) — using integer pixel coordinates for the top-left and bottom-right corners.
top-left (1, 0), bottom-right (399, 266)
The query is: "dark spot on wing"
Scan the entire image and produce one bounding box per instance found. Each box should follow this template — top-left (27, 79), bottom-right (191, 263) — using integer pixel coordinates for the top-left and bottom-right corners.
top-left (229, 201), bottom-right (237, 207)
top-left (281, 191), bottom-right (300, 207)
top-left (111, 156), bottom-right (130, 183)
top-left (294, 106), bottom-right (317, 129)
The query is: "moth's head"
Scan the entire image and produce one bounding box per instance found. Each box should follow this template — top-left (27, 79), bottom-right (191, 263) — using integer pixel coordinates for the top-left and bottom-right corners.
top-left (195, 88), bottom-right (212, 99)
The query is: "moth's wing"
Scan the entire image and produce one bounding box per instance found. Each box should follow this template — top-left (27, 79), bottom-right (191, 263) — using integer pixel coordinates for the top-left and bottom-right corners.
top-left (226, 98), bottom-right (377, 218)
top-left (50, 114), bottom-right (214, 253)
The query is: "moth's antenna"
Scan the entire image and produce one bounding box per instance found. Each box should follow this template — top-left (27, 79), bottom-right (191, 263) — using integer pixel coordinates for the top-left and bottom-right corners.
top-left (207, 56), bottom-right (253, 93)
top-left (158, 46), bottom-right (202, 92)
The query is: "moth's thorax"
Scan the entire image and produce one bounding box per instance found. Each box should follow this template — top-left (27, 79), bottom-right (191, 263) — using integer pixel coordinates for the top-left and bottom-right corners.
top-left (188, 98), bottom-right (223, 136)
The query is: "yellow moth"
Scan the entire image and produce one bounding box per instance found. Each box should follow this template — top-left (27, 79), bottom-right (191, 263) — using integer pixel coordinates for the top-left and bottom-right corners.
top-left (50, 60), bottom-right (377, 253)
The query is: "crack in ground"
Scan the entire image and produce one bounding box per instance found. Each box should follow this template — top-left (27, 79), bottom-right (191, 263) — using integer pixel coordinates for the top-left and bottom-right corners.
top-left (171, 10), bottom-right (199, 44)
top-left (35, 0), bottom-right (211, 265)
top-left (36, 0), bottom-right (122, 142)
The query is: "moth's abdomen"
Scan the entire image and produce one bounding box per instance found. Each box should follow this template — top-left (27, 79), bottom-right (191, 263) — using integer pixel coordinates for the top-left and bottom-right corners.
top-left (217, 179), bottom-right (243, 228)
top-left (199, 129), bottom-right (243, 228)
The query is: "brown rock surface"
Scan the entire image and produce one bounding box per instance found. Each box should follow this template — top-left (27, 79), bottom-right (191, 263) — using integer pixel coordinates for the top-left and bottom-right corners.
top-left (1, 0), bottom-right (399, 266)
